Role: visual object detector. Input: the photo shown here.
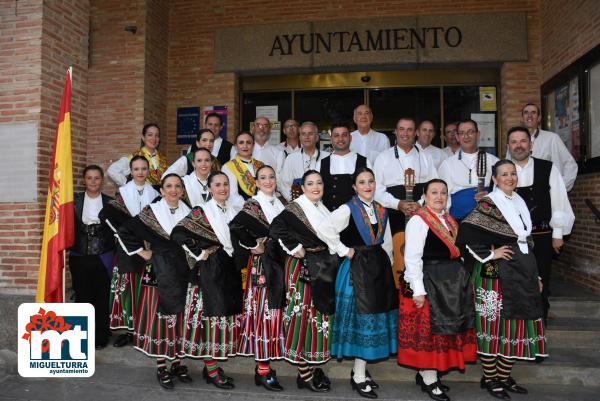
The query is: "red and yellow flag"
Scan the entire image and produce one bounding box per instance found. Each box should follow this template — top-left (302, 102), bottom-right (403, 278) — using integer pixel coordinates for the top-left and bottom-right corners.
top-left (36, 68), bottom-right (75, 303)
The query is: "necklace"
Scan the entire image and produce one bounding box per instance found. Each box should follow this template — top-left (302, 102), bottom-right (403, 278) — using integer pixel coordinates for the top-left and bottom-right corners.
top-left (360, 200), bottom-right (375, 218)
top-left (169, 206), bottom-right (178, 215)
top-left (197, 178), bottom-right (208, 192)
top-left (137, 188), bottom-right (144, 196)
top-left (394, 145), bottom-right (421, 182)
top-left (301, 148), bottom-right (320, 172)
top-left (217, 203), bottom-right (227, 213)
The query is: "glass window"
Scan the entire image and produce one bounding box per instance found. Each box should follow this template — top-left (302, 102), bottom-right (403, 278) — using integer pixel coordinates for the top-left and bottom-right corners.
top-left (293, 89), bottom-right (363, 134)
top-left (589, 63), bottom-right (600, 159)
top-left (369, 87), bottom-right (440, 145)
top-left (242, 91), bottom-right (291, 141)
top-left (444, 86), bottom-right (498, 155)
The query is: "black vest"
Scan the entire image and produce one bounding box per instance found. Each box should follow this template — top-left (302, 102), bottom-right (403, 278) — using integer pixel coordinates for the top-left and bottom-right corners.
top-left (216, 139), bottom-right (233, 166)
top-left (515, 157), bottom-right (552, 229)
top-left (386, 183), bottom-right (426, 234)
top-left (72, 192), bottom-right (115, 255)
top-left (321, 153), bottom-right (367, 211)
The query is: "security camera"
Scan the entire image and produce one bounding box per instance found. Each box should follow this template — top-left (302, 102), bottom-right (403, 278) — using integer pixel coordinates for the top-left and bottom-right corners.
top-left (361, 75), bottom-right (371, 83)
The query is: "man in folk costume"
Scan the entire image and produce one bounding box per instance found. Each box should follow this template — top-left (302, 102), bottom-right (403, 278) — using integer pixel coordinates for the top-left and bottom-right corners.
top-left (277, 119), bottom-right (301, 157)
top-left (280, 121), bottom-right (330, 202)
top-left (222, 131), bottom-right (264, 209)
top-left (441, 121), bottom-right (459, 158)
top-left (252, 115), bottom-right (285, 177)
top-left (320, 122), bottom-right (371, 211)
top-left (506, 103), bottom-right (578, 191)
top-left (205, 112), bottom-right (235, 166)
top-left (416, 120), bottom-right (447, 169)
top-left (507, 126), bottom-right (575, 324)
top-left (374, 117), bottom-right (438, 287)
top-left (438, 119), bottom-right (499, 221)
top-left (350, 104), bottom-right (390, 164)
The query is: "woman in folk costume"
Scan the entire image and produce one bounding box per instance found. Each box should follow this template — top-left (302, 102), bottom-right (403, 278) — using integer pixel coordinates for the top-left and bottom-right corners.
top-left (269, 170), bottom-right (339, 393)
top-left (182, 147), bottom-right (216, 207)
top-left (398, 178), bottom-right (477, 401)
top-left (116, 173), bottom-right (191, 389)
top-left (162, 129), bottom-right (222, 178)
top-left (456, 160), bottom-right (547, 400)
top-left (320, 167), bottom-right (398, 399)
top-left (222, 131), bottom-right (264, 209)
top-left (100, 156), bottom-right (159, 348)
top-left (107, 123), bottom-right (168, 190)
top-left (229, 165), bottom-right (286, 391)
top-left (171, 172), bottom-right (243, 390)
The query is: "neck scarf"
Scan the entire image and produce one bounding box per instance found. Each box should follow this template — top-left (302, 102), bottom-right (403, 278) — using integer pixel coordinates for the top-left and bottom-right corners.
top-left (150, 198), bottom-right (190, 235)
top-left (253, 190), bottom-right (284, 224)
top-left (203, 199), bottom-right (236, 256)
top-left (488, 187), bottom-right (532, 253)
top-left (119, 181), bottom-right (158, 216)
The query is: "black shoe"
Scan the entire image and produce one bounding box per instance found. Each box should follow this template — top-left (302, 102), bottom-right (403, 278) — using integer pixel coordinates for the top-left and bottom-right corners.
top-left (416, 372), bottom-right (450, 392)
top-left (313, 367), bottom-right (331, 388)
top-left (421, 381), bottom-right (450, 401)
top-left (170, 364), bottom-right (193, 383)
top-left (365, 369), bottom-right (379, 389)
top-left (351, 376), bottom-right (378, 399)
top-left (206, 368), bottom-right (235, 390)
top-left (255, 367), bottom-right (283, 391)
top-left (296, 374), bottom-right (330, 392)
top-left (500, 377), bottom-right (527, 394)
top-left (480, 378), bottom-right (511, 400)
top-left (157, 367), bottom-right (174, 390)
top-left (202, 366), bottom-right (234, 382)
top-left (113, 333), bottom-right (132, 347)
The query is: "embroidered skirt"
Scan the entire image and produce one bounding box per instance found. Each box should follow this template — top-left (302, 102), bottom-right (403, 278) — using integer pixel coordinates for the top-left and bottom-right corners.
top-left (134, 283), bottom-right (183, 360)
top-left (238, 255), bottom-right (284, 361)
top-left (472, 262), bottom-right (548, 360)
top-left (331, 258), bottom-right (397, 361)
top-left (397, 290), bottom-right (477, 371)
top-left (109, 267), bottom-right (142, 331)
top-left (180, 283), bottom-right (241, 360)
top-left (282, 256), bottom-right (331, 364)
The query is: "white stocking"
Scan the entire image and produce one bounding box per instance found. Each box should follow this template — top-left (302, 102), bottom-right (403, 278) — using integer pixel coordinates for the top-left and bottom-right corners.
top-left (419, 369), bottom-right (442, 395)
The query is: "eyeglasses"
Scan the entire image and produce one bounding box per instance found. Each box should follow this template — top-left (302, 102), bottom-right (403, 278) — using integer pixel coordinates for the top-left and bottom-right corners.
top-left (255, 123), bottom-right (270, 129)
top-left (458, 129), bottom-right (477, 137)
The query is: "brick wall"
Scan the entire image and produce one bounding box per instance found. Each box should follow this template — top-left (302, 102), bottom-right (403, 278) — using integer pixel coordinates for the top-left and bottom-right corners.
top-left (0, 0), bottom-right (89, 293)
top-left (165, 0), bottom-right (540, 161)
top-left (87, 0), bottom-right (146, 193)
top-left (541, 0), bottom-right (600, 293)
top-left (143, 0), bottom-right (169, 158)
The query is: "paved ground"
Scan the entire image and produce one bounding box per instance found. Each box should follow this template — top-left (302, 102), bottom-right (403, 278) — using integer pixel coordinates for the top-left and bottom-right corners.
top-left (3, 365), bottom-right (600, 401)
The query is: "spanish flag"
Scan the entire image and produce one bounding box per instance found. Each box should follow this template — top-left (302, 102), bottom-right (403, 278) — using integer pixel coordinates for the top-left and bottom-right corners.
top-left (36, 68), bottom-right (75, 303)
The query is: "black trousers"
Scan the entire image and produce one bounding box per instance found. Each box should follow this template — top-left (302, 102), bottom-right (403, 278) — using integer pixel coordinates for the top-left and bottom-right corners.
top-left (532, 231), bottom-right (553, 321)
top-left (69, 254), bottom-right (111, 344)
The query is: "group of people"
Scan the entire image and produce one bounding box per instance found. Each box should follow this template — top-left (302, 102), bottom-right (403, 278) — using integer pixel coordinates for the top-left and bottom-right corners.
top-left (68, 103), bottom-right (576, 400)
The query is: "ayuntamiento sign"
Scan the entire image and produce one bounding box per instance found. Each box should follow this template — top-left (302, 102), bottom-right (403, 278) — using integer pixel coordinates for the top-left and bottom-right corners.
top-left (214, 12), bottom-right (527, 73)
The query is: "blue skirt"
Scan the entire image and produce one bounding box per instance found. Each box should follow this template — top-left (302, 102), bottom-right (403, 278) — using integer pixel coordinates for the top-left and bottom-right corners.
top-left (331, 258), bottom-right (398, 361)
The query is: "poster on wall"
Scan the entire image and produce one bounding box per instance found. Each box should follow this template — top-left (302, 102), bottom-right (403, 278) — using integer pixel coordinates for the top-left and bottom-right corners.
top-left (203, 105), bottom-right (228, 139)
top-left (255, 105), bottom-right (281, 146)
top-left (553, 78), bottom-right (580, 160)
top-left (470, 113), bottom-right (496, 150)
top-left (176, 107), bottom-right (200, 145)
top-left (479, 86), bottom-right (497, 111)
top-left (569, 77), bottom-right (580, 160)
top-left (554, 83), bottom-right (570, 155)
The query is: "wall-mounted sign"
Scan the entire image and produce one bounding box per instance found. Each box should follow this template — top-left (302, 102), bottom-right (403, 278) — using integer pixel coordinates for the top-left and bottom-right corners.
top-left (215, 12), bottom-right (527, 73)
top-left (176, 107), bottom-right (200, 145)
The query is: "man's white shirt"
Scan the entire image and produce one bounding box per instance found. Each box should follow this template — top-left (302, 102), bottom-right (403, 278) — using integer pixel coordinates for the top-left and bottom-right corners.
top-left (373, 146), bottom-right (438, 209)
top-left (350, 129), bottom-right (390, 164)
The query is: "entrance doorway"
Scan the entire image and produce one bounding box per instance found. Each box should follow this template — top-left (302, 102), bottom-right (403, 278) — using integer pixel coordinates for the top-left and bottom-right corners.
top-left (241, 68), bottom-right (500, 154)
